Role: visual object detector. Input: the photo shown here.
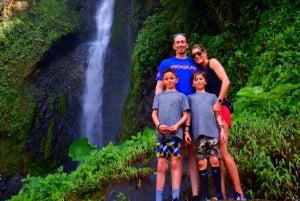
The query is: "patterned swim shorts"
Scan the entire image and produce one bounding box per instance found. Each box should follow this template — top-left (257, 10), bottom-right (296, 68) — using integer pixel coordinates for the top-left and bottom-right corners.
top-left (194, 136), bottom-right (220, 160)
top-left (156, 136), bottom-right (181, 158)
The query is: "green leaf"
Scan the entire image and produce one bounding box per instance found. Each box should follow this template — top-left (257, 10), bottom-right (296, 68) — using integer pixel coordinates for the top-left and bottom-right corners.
top-left (68, 138), bottom-right (98, 161)
top-left (270, 83), bottom-right (300, 94)
top-left (236, 86), bottom-right (265, 98)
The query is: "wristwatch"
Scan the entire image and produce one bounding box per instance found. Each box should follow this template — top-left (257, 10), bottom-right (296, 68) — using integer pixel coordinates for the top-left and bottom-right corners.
top-left (217, 98), bottom-right (223, 103)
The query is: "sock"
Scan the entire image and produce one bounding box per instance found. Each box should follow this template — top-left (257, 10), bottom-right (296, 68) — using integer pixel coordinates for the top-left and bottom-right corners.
top-left (199, 169), bottom-right (209, 198)
top-left (172, 188), bottom-right (180, 200)
top-left (212, 166), bottom-right (222, 197)
top-left (156, 190), bottom-right (164, 201)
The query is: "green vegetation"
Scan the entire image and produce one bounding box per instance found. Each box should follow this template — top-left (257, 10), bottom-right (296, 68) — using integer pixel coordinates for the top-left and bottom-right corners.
top-left (68, 138), bottom-right (98, 161)
top-left (10, 128), bottom-right (155, 201)
top-left (1, 0), bottom-right (300, 200)
top-left (230, 112), bottom-right (299, 200)
top-left (120, 0), bottom-right (299, 200)
top-left (0, 0), bottom-right (79, 174)
top-left (9, 119), bottom-right (299, 200)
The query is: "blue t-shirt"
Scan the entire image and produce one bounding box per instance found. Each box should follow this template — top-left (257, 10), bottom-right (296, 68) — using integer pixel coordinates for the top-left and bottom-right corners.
top-left (156, 57), bottom-right (200, 95)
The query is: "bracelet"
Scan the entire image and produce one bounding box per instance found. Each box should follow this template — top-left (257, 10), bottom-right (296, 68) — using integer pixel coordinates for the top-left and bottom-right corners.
top-left (157, 124), bottom-right (161, 130)
top-left (218, 125), bottom-right (224, 128)
top-left (183, 131), bottom-right (190, 135)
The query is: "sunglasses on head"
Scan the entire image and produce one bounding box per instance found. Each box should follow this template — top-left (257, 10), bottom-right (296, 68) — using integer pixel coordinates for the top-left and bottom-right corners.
top-left (191, 51), bottom-right (202, 59)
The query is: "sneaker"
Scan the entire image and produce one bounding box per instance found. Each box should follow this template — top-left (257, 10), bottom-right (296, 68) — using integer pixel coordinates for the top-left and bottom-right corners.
top-left (211, 197), bottom-right (218, 201)
top-left (233, 192), bottom-right (247, 200)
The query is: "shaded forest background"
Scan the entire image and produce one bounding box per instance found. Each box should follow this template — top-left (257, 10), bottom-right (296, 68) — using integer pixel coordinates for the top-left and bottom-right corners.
top-left (0, 0), bottom-right (299, 200)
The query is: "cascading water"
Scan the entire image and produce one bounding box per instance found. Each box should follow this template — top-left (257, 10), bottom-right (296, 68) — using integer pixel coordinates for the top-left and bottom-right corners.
top-left (81, 0), bottom-right (115, 146)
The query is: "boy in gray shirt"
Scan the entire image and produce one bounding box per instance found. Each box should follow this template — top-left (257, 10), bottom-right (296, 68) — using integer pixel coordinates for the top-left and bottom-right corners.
top-left (152, 68), bottom-right (190, 201)
top-left (185, 71), bottom-right (226, 201)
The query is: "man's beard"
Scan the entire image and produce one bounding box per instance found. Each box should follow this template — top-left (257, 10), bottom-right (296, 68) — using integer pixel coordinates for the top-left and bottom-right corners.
top-left (177, 50), bottom-right (186, 55)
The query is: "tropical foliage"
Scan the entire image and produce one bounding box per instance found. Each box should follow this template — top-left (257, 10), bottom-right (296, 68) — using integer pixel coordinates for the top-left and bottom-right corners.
top-left (0, 0), bottom-right (79, 174)
top-left (10, 128), bottom-right (155, 201)
top-left (9, 119), bottom-right (299, 200)
top-left (1, 0), bottom-right (300, 200)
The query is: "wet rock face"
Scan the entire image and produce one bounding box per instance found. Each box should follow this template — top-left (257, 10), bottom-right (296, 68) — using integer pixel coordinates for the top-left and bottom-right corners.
top-left (0, 1), bottom-right (96, 197)
top-left (25, 0), bottom-right (134, 163)
top-left (0, 172), bottom-right (24, 200)
top-left (24, 0), bottom-right (101, 171)
top-left (26, 38), bottom-right (91, 169)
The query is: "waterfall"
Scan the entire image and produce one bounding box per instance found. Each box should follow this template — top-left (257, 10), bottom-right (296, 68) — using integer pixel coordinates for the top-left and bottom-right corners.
top-left (81, 0), bottom-right (115, 146)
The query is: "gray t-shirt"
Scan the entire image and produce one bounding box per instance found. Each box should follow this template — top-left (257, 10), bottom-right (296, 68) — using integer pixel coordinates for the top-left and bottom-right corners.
top-left (152, 91), bottom-right (190, 139)
top-left (187, 92), bottom-right (219, 139)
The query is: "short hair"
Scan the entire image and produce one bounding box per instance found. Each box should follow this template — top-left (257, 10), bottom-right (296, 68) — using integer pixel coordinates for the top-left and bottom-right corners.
top-left (172, 33), bottom-right (187, 44)
top-left (163, 68), bottom-right (177, 77)
top-left (191, 70), bottom-right (207, 83)
top-left (173, 33), bottom-right (186, 39)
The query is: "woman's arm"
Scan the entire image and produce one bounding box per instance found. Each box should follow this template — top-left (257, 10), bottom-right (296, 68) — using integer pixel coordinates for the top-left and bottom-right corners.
top-left (210, 58), bottom-right (231, 112)
top-left (210, 58), bottom-right (230, 100)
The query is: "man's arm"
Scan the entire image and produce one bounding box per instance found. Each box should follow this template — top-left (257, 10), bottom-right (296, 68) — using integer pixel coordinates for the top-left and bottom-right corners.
top-left (155, 80), bottom-right (164, 95)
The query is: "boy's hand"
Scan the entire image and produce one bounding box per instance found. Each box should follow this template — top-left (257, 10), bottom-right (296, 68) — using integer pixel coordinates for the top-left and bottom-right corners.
top-left (159, 124), bottom-right (170, 134)
top-left (220, 129), bottom-right (227, 142)
top-left (169, 124), bottom-right (179, 133)
top-left (185, 132), bottom-right (192, 144)
top-left (213, 102), bottom-right (221, 114)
